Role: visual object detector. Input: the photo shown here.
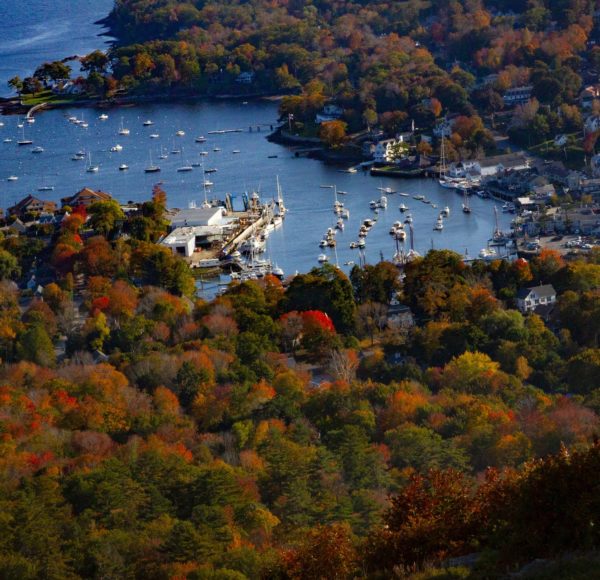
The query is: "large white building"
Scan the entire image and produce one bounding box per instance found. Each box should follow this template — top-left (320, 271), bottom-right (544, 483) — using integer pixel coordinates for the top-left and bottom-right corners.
top-left (373, 137), bottom-right (407, 164)
top-left (161, 207), bottom-right (234, 257)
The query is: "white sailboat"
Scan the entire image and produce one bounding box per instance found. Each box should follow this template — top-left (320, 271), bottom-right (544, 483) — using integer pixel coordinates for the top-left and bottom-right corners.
top-left (118, 117), bottom-right (130, 136)
top-left (462, 190), bottom-right (471, 214)
top-left (144, 150), bottom-right (160, 173)
top-left (86, 153), bottom-right (99, 173)
top-left (17, 125), bottom-right (33, 146)
top-left (275, 175), bottom-right (286, 217)
top-left (177, 147), bottom-right (194, 172)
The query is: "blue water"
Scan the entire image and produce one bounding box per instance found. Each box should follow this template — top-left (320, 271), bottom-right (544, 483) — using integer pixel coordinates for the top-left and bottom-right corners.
top-left (0, 0), bottom-right (512, 287)
top-left (0, 0), bottom-right (113, 95)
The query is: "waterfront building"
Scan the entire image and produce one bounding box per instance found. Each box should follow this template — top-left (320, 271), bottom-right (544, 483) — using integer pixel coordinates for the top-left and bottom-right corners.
top-left (168, 206), bottom-right (226, 229)
top-left (61, 187), bottom-right (112, 208)
top-left (7, 195), bottom-right (56, 217)
top-left (315, 104), bottom-right (344, 124)
top-left (372, 137), bottom-right (408, 164)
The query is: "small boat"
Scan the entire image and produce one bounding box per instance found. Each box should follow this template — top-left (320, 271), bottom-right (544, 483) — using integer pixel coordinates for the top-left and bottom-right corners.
top-left (177, 165), bottom-right (193, 172)
top-left (204, 168), bottom-right (217, 173)
top-left (232, 149), bottom-right (241, 154)
top-left (478, 247), bottom-right (498, 261)
top-left (379, 195), bottom-right (388, 209)
top-left (150, 134), bottom-right (160, 139)
top-left (99, 114), bottom-right (109, 120)
top-left (203, 179), bottom-right (214, 187)
top-left (319, 239), bottom-right (328, 247)
top-left (145, 150), bottom-right (160, 173)
top-left (357, 239), bottom-right (366, 248)
top-left (86, 153), bottom-right (99, 173)
top-left (71, 153), bottom-right (85, 161)
top-left (119, 164), bottom-right (129, 171)
top-left (17, 126), bottom-right (32, 146)
top-left (159, 147), bottom-right (168, 160)
top-left (68, 116), bottom-right (77, 123)
top-left (195, 136), bottom-right (206, 143)
top-left (413, 194), bottom-right (425, 201)
top-left (26, 117), bottom-right (35, 124)
top-left (199, 151), bottom-right (209, 156)
top-left (3, 138), bottom-right (12, 143)
top-left (337, 190), bottom-right (348, 195)
top-left (399, 203), bottom-right (408, 212)
top-left (441, 206), bottom-right (450, 217)
top-left (404, 215), bottom-right (413, 224)
top-left (213, 147), bottom-right (221, 152)
top-left (118, 117), bottom-right (130, 136)
top-left (176, 130), bottom-right (185, 137)
top-left (434, 219), bottom-right (444, 231)
top-left (171, 148), bottom-right (181, 154)
top-left (399, 192), bottom-right (410, 197)
top-left (341, 209), bottom-right (350, 219)
top-left (336, 219), bottom-right (344, 230)
top-left (31, 146), bottom-right (44, 153)
top-left (318, 254), bottom-right (329, 263)
top-left (272, 265), bottom-right (284, 279)
top-left (38, 185), bottom-right (54, 191)
top-left (7, 175), bottom-right (18, 181)
top-left (395, 229), bottom-right (406, 241)
top-left (268, 154), bottom-right (278, 159)
top-left (462, 190), bottom-right (471, 214)
top-left (369, 200), bottom-right (378, 209)
top-left (110, 144), bottom-right (123, 152)
top-left (81, 122), bottom-right (89, 128)
top-left (143, 120), bottom-right (154, 126)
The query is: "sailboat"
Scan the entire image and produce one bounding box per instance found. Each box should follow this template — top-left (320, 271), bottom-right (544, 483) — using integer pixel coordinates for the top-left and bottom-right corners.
top-left (489, 206), bottom-right (509, 245)
top-left (17, 126), bottom-right (33, 146)
top-left (177, 147), bottom-right (194, 172)
top-left (118, 117), bottom-right (130, 136)
top-left (462, 190), bottom-right (471, 214)
top-left (275, 176), bottom-right (286, 218)
top-left (159, 146), bottom-right (168, 160)
top-left (86, 153), bottom-right (99, 173)
top-left (144, 150), bottom-right (160, 173)
top-left (438, 134), bottom-right (456, 189)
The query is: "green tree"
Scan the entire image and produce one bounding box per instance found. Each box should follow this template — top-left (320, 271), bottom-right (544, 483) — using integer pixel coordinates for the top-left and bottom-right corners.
top-left (88, 200), bottom-right (125, 238)
top-left (17, 323), bottom-right (55, 367)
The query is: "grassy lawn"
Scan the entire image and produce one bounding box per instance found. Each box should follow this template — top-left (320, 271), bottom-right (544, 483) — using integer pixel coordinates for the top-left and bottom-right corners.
top-left (20, 90), bottom-right (86, 107)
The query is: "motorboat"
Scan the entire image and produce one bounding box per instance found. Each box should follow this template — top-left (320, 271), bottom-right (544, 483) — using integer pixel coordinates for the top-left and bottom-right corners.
top-left (399, 192), bottom-right (410, 197)
top-left (357, 238), bottom-right (366, 248)
top-left (7, 175), bottom-right (18, 181)
top-left (119, 164), bottom-right (129, 171)
top-left (3, 138), bottom-right (12, 143)
top-left (38, 185), bottom-right (54, 191)
top-left (32, 146), bottom-right (44, 153)
top-left (232, 150), bottom-right (241, 154)
top-left (319, 239), bottom-right (328, 247)
top-left (143, 120), bottom-right (154, 126)
top-left (413, 194), bottom-right (425, 201)
top-left (176, 130), bottom-right (185, 137)
top-left (195, 136), bottom-right (207, 143)
top-left (99, 114), bottom-right (109, 121)
top-left (441, 206), bottom-right (450, 217)
top-left (379, 195), bottom-right (388, 209)
top-left (199, 151), bottom-right (209, 156)
top-left (26, 117), bottom-right (35, 124)
top-left (204, 168), bottom-right (217, 173)
top-left (478, 247), bottom-right (498, 261)
top-left (110, 144), bottom-right (123, 152)
top-left (434, 218), bottom-right (444, 231)
top-left (399, 203), bottom-right (408, 212)
top-left (203, 179), bottom-right (214, 187)
top-left (177, 165), bottom-right (193, 172)
top-left (150, 134), bottom-right (160, 139)
top-left (213, 147), bottom-right (221, 152)
top-left (318, 254), bottom-right (329, 263)
top-left (404, 215), bottom-right (413, 224)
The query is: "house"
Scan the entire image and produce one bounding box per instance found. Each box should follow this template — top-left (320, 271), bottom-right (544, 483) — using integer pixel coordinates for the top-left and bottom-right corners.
top-left (580, 85), bottom-right (600, 109)
top-left (585, 114), bottom-right (600, 133)
top-left (315, 104), bottom-right (344, 124)
top-left (52, 80), bottom-right (84, 95)
top-left (476, 152), bottom-right (530, 177)
top-left (235, 72), bottom-right (254, 84)
top-left (517, 284), bottom-right (557, 313)
top-left (386, 303), bottom-right (414, 330)
top-left (373, 137), bottom-right (407, 164)
top-left (503, 86), bottom-right (533, 106)
top-left (433, 120), bottom-right (452, 138)
top-left (7, 195), bottom-right (56, 217)
top-left (61, 187), bottom-right (112, 208)
top-left (531, 183), bottom-right (556, 199)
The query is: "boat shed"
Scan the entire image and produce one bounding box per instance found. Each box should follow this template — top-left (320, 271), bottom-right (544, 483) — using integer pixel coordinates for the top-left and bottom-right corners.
top-left (169, 206), bottom-right (226, 229)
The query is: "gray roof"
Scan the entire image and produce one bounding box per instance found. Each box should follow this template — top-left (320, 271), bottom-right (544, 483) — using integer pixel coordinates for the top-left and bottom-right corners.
top-left (478, 153), bottom-right (529, 169)
top-left (517, 284), bottom-right (556, 300)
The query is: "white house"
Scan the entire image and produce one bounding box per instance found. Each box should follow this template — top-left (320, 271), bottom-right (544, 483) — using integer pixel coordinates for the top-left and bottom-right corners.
top-left (580, 85), bottom-right (600, 109)
top-left (517, 284), bottom-right (557, 313)
top-left (315, 104), bottom-right (344, 124)
top-left (373, 137), bottom-right (407, 164)
top-left (236, 72), bottom-right (254, 84)
top-left (476, 152), bottom-right (530, 177)
top-left (585, 114), bottom-right (600, 133)
top-left (503, 86), bottom-right (533, 106)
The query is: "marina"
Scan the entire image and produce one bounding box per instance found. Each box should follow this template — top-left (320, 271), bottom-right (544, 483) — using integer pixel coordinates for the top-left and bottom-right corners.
top-left (0, 100), bottom-right (512, 295)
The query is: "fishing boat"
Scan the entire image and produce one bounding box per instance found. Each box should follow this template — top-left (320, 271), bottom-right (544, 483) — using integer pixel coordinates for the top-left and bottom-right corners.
top-left (144, 150), bottom-right (160, 173)
top-left (118, 117), bottom-right (130, 136)
top-left (86, 153), bottom-right (99, 173)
